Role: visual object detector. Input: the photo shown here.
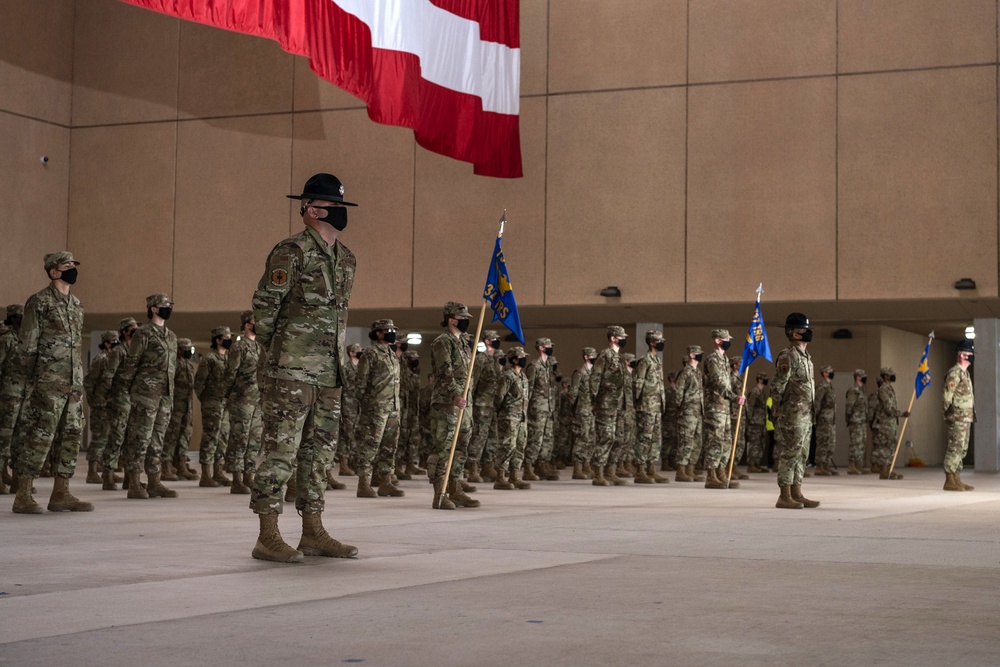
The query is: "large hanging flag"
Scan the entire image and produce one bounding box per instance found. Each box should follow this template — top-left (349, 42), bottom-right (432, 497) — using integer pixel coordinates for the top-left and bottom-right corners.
top-left (120, 0), bottom-right (523, 178)
top-left (914, 332), bottom-right (934, 398)
top-left (483, 225), bottom-right (524, 344)
top-left (738, 284), bottom-right (773, 375)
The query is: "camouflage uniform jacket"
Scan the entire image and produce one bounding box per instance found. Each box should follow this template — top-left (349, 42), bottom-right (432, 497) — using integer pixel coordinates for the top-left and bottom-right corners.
top-left (400, 366), bottom-right (421, 435)
top-left (21, 284), bottom-right (84, 392)
top-left (844, 385), bottom-right (868, 425)
top-left (673, 364), bottom-right (704, 418)
top-left (703, 349), bottom-right (736, 416)
top-left (495, 367), bottom-right (529, 422)
top-left (771, 345), bottom-right (814, 424)
top-left (173, 355), bottom-right (197, 410)
top-left (633, 352), bottom-right (665, 414)
top-left (224, 337), bottom-right (262, 404)
top-left (568, 364), bottom-right (593, 416)
top-left (341, 360), bottom-right (360, 414)
top-left (472, 351), bottom-right (502, 408)
top-left (252, 226), bottom-right (355, 388)
top-left (729, 369), bottom-right (743, 424)
top-left (121, 323), bottom-right (177, 399)
top-left (430, 332), bottom-right (470, 408)
top-left (84, 349), bottom-right (111, 405)
top-left (526, 357), bottom-right (555, 414)
top-left (355, 343), bottom-right (400, 413)
top-left (194, 350), bottom-right (227, 403)
top-left (746, 385), bottom-right (767, 427)
top-left (589, 347), bottom-right (627, 410)
top-left (873, 383), bottom-right (900, 428)
top-left (663, 383), bottom-right (678, 422)
top-left (942, 364), bottom-right (974, 423)
top-left (105, 343), bottom-right (130, 409)
top-left (866, 391), bottom-right (879, 428)
top-left (0, 325), bottom-right (23, 387)
top-left (814, 378), bottom-right (835, 427)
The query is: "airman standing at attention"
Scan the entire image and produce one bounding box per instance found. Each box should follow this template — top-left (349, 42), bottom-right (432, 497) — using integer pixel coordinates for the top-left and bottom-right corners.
top-left (745, 373), bottom-right (770, 473)
top-left (468, 330), bottom-right (503, 483)
top-left (568, 347), bottom-right (597, 479)
top-left (589, 326), bottom-right (629, 486)
top-left (524, 337), bottom-right (555, 481)
top-left (633, 332), bottom-right (667, 485)
top-left (942, 341), bottom-right (975, 492)
top-left (163, 338), bottom-right (198, 481)
top-left (337, 343), bottom-right (362, 478)
top-left (224, 311), bottom-right (263, 494)
top-left (353, 319), bottom-right (403, 499)
top-left (702, 330), bottom-right (744, 490)
top-left (398, 350), bottom-right (424, 479)
top-left (872, 367), bottom-right (908, 480)
top-left (813, 365), bottom-right (838, 476)
top-left (660, 370), bottom-right (679, 472)
top-left (98, 317), bottom-right (138, 491)
top-left (493, 346), bottom-right (531, 490)
top-left (674, 347), bottom-right (705, 483)
top-left (83, 331), bottom-right (119, 484)
top-left (0, 304), bottom-right (25, 494)
top-left (195, 326), bottom-right (232, 487)
top-left (843, 369), bottom-right (869, 475)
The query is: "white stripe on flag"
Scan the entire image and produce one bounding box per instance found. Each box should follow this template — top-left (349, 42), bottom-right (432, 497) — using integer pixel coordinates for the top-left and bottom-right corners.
top-left (332, 0), bottom-right (520, 115)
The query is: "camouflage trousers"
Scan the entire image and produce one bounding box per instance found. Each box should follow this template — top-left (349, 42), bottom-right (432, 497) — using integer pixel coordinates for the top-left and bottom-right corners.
top-left (847, 423), bottom-right (867, 464)
top-left (675, 412), bottom-right (703, 466)
top-left (591, 407), bottom-right (620, 467)
top-left (943, 421), bottom-right (971, 473)
top-left (554, 415), bottom-right (572, 463)
top-left (814, 420), bottom-right (836, 467)
top-left (396, 412), bottom-right (420, 465)
top-left (225, 399), bottom-right (263, 473)
top-left (427, 403), bottom-right (472, 481)
top-left (468, 402), bottom-right (497, 463)
top-left (163, 399), bottom-right (194, 464)
top-left (660, 416), bottom-right (677, 466)
top-left (745, 424), bottom-right (767, 467)
top-left (0, 379), bottom-right (26, 463)
top-left (871, 423), bottom-right (897, 467)
top-left (354, 411), bottom-right (400, 480)
top-left (198, 399), bottom-right (229, 466)
top-left (571, 411), bottom-right (594, 463)
top-left (775, 418), bottom-right (810, 487)
top-left (495, 416), bottom-right (527, 473)
top-left (731, 414), bottom-right (746, 465)
top-left (634, 411), bottom-right (661, 464)
top-left (702, 411), bottom-right (732, 469)
top-left (250, 379), bottom-right (341, 515)
top-left (86, 403), bottom-right (110, 463)
top-left (100, 396), bottom-right (131, 470)
top-left (337, 402), bottom-right (359, 464)
top-left (612, 410), bottom-right (635, 465)
top-left (525, 408), bottom-right (553, 465)
top-left (17, 385), bottom-right (83, 479)
top-left (122, 391), bottom-right (172, 475)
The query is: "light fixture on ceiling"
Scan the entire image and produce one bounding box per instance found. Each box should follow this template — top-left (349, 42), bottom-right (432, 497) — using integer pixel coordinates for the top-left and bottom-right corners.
top-left (965, 326), bottom-right (975, 340)
top-left (600, 286), bottom-right (622, 298)
top-left (954, 278), bottom-right (976, 290)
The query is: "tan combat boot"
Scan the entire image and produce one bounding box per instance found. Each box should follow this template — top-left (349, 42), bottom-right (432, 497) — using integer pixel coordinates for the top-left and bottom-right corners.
top-left (377, 474), bottom-right (405, 497)
top-left (480, 461), bottom-right (496, 482)
top-left (126, 471), bottom-right (149, 499)
top-left (718, 466), bottom-right (741, 488)
top-left (814, 463), bottom-right (831, 476)
top-left (954, 470), bottom-right (974, 491)
top-left (432, 479), bottom-right (455, 510)
top-left (284, 474), bottom-right (297, 502)
top-left (544, 461), bottom-right (560, 481)
top-left (405, 461), bottom-right (425, 476)
top-left (213, 462), bottom-right (232, 487)
top-left (338, 459), bottom-right (356, 476)
top-left (356, 472), bottom-right (377, 498)
top-left (244, 471), bottom-right (255, 488)
top-left (86, 460), bottom-right (102, 484)
top-left (252, 513), bottom-right (304, 563)
top-left (47, 476), bottom-right (95, 512)
top-left (460, 478), bottom-right (477, 493)
top-left (466, 461), bottom-right (483, 483)
top-left (674, 464), bottom-right (693, 482)
top-left (790, 483), bottom-right (820, 508)
top-left (160, 460), bottom-right (179, 482)
top-left (846, 460), bottom-right (860, 475)
top-left (704, 467), bottom-right (726, 489)
top-left (101, 467), bottom-right (119, 491)
top-left (943, 472), bottom-right (963, 491)
top-left (449, 478), bottom-right (481, 507)
top-left (775, 485), bottom-right (804, 509)
top-left (510, 467), bottom-right (532, 490)
top-left (493, 468), bottom-right (514, 490)
top-left (325, 468), bottom-right (346, 490)
top-left (689, 464), bottom-right (705, 482)
top-left (522, 462), bottom-right (539, 481)
top-left (230, 471), bottom-right (251, 495)
top-left (177, 459), bottom-right (199, 480)
top-left (394, 462), bottom-right (411, 481)
top-left (146, 472), bottom-right (178, 498)
top-left (730, 465), bottom-right (749, 480)
top-left (885, 464), bottom-right (903, 480)
top-left (12, 476), bottom-right (44, 514)
top-left (608, 464), bottom-right (628, 486)
top-left (200, 464), bottom-right (219, 487)
top-left (617, 462), bottom-right (634, 479)
top-left (572, 461), bottom-right (588, 480)
top-left (649, 462), bottom-right (670, 484)
top-left (633, 463), bottom-right (653, 484)
top-left (297, 512), bottom-right (358, 558)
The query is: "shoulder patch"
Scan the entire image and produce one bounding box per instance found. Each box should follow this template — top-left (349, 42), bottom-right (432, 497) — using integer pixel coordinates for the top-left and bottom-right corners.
top-left (270, 268), bottom-right (288, 286)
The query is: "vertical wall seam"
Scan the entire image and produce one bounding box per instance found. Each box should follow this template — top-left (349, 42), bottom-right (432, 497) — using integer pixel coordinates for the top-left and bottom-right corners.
top-left (683, 0), bottom-right (690, 303)
top-left (542, 0), bottom-right (550, 306)
top-left (289, 58), bottom-right (297, 239)
top-left (411, 140), bottom-right (417, 308)
top-left (835, 0), bottom-right (840, 301)
top-left (66, 0), bottom-right (78, 250)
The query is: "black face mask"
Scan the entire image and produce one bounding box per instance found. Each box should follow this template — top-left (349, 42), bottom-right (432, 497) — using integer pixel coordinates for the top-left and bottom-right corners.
top-left (555, 375), bottom-right (563, 383)
top-left (399, 342), bottom-right (408, 352)
top-left (409, 360), bottom-right (419, 371)
top-left (799, 329), bottom-right (813, 343)
top-left (517, 357), bottom-right (528, 368)
top-left (182, 350), bottom-right (194, 360)
top-left (498, 357), bottom-right (507, 367)
top-left (551, 363), bottom-right (559, 373)
top-left (887, 374), bottom-right (896, 383)
top-left (628, 361), bottom-right (637, 370)
top-left (389, 343), bottom-right (399, 353)
top-left (966, 354), bottom-right (974, 365)
top-left (157, 306), bottom-right (172, 321)
top-left (314, 206), bottom-right (348, 231)
top-left (58, 267), bottom-right (78, 285)
top-left (617, 338), bottom-right (627, 348)
top-left (720, 340), bottom-right (731, 351)
top-left (544, 346), bottom-right (554, 356)
top-left (762, 379), bottom-right (769, 385)
top-left (587, 357), bottom-right (597, 363)
top-left (860, 377), bottom-right (867, 384)
top-left (490, 339), bottom-right (502, 349)
top-left (382, 331), bottom-right (397, 344)
top-left (827, 372), bottom-right (835, 380)
top-left (694, 354), bottom-right (703, 363)
top-left (655, 342), bottom-right (664, 351)
top-left (221, 338), bottom-right (233, 350)
top-left (454, 318), bottom-right (470, 333)
top-left (109, 340), bottom-right (120, 348)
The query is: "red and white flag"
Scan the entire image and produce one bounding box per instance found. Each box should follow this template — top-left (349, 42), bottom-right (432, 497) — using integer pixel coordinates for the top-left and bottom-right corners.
top-left (120, 0), bottom-right (523, 178)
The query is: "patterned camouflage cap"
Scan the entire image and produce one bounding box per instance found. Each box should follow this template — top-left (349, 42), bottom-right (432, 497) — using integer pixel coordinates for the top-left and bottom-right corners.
top-left (6, 304), bottom-right (23, 318)
top-left (240, 310), bottom-right (254, 327)
top-left (347, 343), bottom-right (362, 354)
top-left (117, 317), bottom-right (138, 332)
top-left (621, 352), bottom-right (635, 362)
top-left (880, 366), bottom-right (894, 376)
top-left (211, 326), bottom-right (231, 338)
top-left (607, 325), bottom-right (627, 338)
top-left (506, 346), bottom-right (526, 361)
top-left (582, 347), bottom-right (597, 357)
top-left (687, 345), bottom-right (703, 355)
top-left (853, 368), bottom-right (866, 378)
top-left (730, 356), bottom-right (741, 367)
top-left (756, 372), bottom-right (768, 381)
top-left (370, 318), bottom-right (396, 331)
top-left (100, 331), bottom-right (119, 345)
top-left (146, 293), bottom-right (171, 309)
top-left (444, 301), bottom-right (471, 318)
top-left (535, 337), bottom-right (552, 348)
top-left (177, 338), bottom-right (192, 348)
top-left (821, 365), bottom-right (833, 373)
top-left (645, 329), bottom-right (664, 343)
top-left (548, 356), bottom-right (559, 367)
top-left (483, 330), bottom-right (499, 341)
top-left (403, 350), bottom-right (419, 360)
top-left (43, 251), bottom-right (80, 271)
top-left (711, 329), bottom-right (731, 340)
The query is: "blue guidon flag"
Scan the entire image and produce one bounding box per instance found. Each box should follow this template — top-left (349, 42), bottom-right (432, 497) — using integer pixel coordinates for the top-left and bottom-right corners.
top-left (738, 288), bottom-right (773, 375)
top-left (483, 235), bottom-right (524, 344)
top-left (914, 332), bottom-right (934, 398)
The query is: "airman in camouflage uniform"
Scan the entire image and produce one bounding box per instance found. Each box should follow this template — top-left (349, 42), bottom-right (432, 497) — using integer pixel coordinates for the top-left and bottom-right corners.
top-left (611, 352), bottom-right (637, 484)
top-left (83, 330), bottom-right (119, 483)
top-left (745, 373), bottom-right (769, 472)
top-left (223, 311), bottom-right (263, 494)
top-left (728, 356), bottom-right (749, 481)
top-left (0, 304), bottom-right (25, 493)
top-left (119, 293), bottom-right (179, 499)
top-left (162, 338), bottom-right (198, 481)
top-left (248, 173), bottom-right (359, 563)
top-left (539, 355), bottom-right (563, 476)
top-left (771, 312), bottom-right (819, 509)
top-left (338, 343), bottom-right (362, 476)
top-left (589, 325), bottom-right (629, 486)
top-left (353, 319), bottom-right (403, 498)
top-left (397, 350), bottom-right (424, 478)
top-left (553, 374), bottom-right (573, 469)
top-left (813, 365), bottom-right (838, 476)
top-left (13, 252), bottom-right (93, 513)
top-left (674, 347), bottom-right (705, 483)
top-left (702, 330), bottom-right (743, 489)
top-left (195, 325), bottom-right (232, 487)
top-left (843, 369), bottom-right (869, 475)
top-left (493, 346), bottom-right (531, 490)
top-left (469, 330), bottom-right (502, 483)
top-left (98, 317), bottom-right (138, 490)
top-left (524, 337), bottom-right (556, 481)
top-left (568, 347), bottom-right (597, 479)
top-left (872, 367), bottom-right (908, 480)
top-left (942, 341), bottom-right (975, 491)
top-left (428, 301), bottom-right (480, 510)
top-left (660, 370), bottom-right (679, 471)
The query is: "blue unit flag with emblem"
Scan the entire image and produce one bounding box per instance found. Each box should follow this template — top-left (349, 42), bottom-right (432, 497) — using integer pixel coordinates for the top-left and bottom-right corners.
top-left (739, 291), bottom-right (773, 375)
top-left (914, 333), bottom-right (934, 399)
top-left (483, 236), bottom-right (524, 344)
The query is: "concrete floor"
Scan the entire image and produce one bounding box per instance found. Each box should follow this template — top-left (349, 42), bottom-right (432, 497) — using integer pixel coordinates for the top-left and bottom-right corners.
top-left (1, 463), bottom-right (998, 666)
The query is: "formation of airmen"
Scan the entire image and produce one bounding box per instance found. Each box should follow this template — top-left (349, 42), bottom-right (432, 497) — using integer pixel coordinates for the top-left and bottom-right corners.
top-left (0, 173), bottom-right (978, 560)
